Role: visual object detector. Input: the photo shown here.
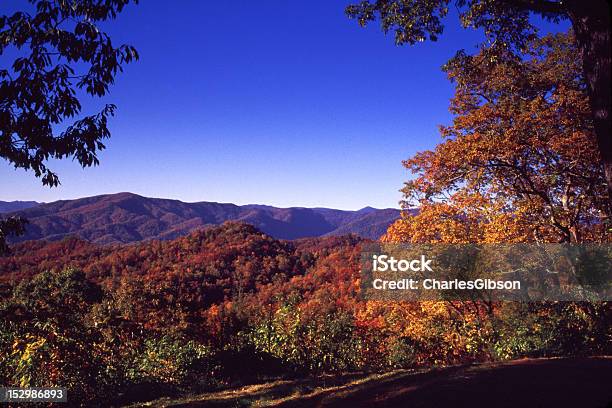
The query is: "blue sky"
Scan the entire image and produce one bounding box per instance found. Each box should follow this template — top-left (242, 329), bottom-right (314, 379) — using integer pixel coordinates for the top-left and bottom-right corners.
top-left (0, 1), bottom-right (567, 210)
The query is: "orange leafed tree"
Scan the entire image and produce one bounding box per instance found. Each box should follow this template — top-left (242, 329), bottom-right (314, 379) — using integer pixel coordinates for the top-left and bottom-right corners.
top-left (384, 32), bottom-right (609, 245)
top-left (378, 33), bottom-right (611, 366)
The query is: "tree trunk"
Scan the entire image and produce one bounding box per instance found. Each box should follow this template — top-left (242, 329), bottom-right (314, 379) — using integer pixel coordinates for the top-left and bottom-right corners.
top-left (567, 0), bottom-right (612, 214)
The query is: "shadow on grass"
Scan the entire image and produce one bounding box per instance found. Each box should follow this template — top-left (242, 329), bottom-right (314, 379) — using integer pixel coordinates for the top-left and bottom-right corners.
top-left (276, 357), bottom-right (612, 408)
top-left (145, 372), bottom-right (380, 408)
top-left (134, 357), bottom-right (612, 408)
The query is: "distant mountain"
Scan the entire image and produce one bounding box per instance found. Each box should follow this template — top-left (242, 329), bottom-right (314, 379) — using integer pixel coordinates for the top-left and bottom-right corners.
top-left (324, 208), bottom-right (405, 239)
top-left (6, 193), bottom-right (403, 244)
top-left (0, 201), bottom-right (40, 213)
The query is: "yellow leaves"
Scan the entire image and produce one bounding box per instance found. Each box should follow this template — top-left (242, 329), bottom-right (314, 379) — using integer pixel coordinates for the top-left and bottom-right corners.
top-left (390, 31), bottom-right (607, 245)
top-left (353, 300), bottom-right (494, 365)
top-left (11, 334), bottom-right (47, 360)
top-left (10, 334), bottom-right (48, 388)
top-left (384, 194), bottom-right (494, 244)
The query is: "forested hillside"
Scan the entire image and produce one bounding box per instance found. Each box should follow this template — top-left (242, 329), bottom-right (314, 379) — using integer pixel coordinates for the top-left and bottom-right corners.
top-left (1, 222), bottom-right (609, 406)
top-left (1, 1), bottom-right (610, 406)
top-left (5, 193), bottom-right (400, 243)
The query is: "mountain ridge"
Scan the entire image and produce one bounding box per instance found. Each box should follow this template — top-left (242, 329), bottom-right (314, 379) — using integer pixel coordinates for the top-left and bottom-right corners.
top-left (3, 192), bottom-right (403, 244)
top-left (0, 200), bottom-right (40, 213)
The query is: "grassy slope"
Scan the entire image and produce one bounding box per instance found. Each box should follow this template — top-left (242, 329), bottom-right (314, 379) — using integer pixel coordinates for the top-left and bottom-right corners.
top-left (130, 357), bottom-right (612, 408)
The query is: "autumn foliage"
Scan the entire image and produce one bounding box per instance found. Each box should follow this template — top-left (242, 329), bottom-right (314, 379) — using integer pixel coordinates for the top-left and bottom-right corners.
top-left (1, 32), bottom-right (610, 407)
top-left (379, 31), bottom-right (611, 384)
top-left (1, 222), bottom-right (609, 406)
top-left (385, 32), bottom-right (609, 245)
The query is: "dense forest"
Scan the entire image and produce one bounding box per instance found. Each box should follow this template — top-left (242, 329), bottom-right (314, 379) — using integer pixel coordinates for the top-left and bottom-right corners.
top-left (1, 0), bottom-right (611, 404)
top-left (1, 221), bottom-right (610, 406)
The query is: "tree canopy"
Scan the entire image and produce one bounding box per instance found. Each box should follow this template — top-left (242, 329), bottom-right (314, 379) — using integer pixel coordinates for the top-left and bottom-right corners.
top-left (383, 32), bottom-right (608, 244)
top-left (346, 0), bottom-right (612, 209)
top-left (0, 0), bottom-right (137, 253)
top-left (0, 0), bottom-right (138, 186)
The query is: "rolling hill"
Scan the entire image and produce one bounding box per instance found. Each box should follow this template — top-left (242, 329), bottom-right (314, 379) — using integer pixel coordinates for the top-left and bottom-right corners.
top-left (4, 192), bottom-right (403, 244)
